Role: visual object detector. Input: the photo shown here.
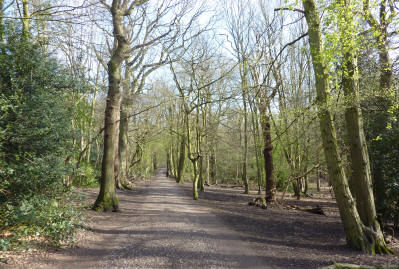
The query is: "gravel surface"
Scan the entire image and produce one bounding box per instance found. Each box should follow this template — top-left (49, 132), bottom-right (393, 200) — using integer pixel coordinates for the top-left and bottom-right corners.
top-left (3, 169), bottom-right (399, 269)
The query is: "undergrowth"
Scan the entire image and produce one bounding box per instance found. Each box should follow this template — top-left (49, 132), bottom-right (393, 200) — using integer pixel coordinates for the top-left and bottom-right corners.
top-left (0, 191), bottom-right (84, 252)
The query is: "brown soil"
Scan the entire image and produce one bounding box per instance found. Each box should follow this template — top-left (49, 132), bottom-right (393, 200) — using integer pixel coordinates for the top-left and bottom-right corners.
top-left (2, 169), bottom-right (399, 268)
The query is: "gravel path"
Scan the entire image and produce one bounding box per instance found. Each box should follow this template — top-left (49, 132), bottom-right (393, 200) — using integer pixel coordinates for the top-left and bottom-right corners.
top-left (7, 169), bottom-right (399, 269)
top-left (28, 170), bottom-right (273, 269)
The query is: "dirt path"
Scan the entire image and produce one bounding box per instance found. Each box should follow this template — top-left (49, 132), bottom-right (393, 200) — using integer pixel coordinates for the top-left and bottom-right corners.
top-left (5, 169), bottom-right (399, 268)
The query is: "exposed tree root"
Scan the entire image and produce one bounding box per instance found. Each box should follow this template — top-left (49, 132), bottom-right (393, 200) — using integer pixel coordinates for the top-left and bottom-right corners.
top-left (362, 225), bottom-right (394, 254)
top-left (116, 179), bottom-right (135, 190)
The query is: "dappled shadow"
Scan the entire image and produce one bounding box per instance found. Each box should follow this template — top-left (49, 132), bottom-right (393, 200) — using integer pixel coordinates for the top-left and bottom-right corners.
top-left (34, 173), bottom-right (399, 269)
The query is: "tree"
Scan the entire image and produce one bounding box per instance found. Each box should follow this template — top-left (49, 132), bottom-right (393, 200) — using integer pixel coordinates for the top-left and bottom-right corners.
top-left (224, 0), bottom-right (253, 194)
top-left (361, 0), bottom-right (399, 226)
top-left (93, 0), bottom-right (141, 212)
top-left (337, 0), bottom-right (387, 252)
top-left (301, 0), bottom-right (390, 253)
top-left (247, 4), bottom-right (283, 203)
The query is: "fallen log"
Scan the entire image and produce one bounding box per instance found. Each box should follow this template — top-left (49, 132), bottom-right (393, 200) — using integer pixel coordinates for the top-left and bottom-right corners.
top-left (248, 197), bottom-right (267, 209)
top-left (285, 204), bottom-right (326, 215)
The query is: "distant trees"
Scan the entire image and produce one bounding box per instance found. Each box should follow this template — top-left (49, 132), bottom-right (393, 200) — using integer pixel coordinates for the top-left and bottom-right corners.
top-left (169, 34), bottom-right (232, 199)
top-left (93, 0), bottom-right (204, 211)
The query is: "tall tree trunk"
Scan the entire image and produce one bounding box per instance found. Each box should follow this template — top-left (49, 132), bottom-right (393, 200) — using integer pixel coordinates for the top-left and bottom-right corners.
top-left (113, 101), bottom-right (120, 184)
top-left (116, 101), bottom-right (134, 189)
top-left (186, 116), bottom-right (200, 200)
top-left (177, 134), bottom-right (186, 183)
top-left (304, 175), bottom-right (309, 196)
top-left (339, 1), bottom-right (389, 252)
top-left (241, 82), bottom-right (249, 194)
top-left (94, 1), bottom-right (129, 212)
top-left (169, 140), bottom-right (177, 178)
top-left (342, 55), bottom-right (378, 225)
top-left (191, 160), bottom-right (199, 200)
top-left (95, 139), bottom-right (100, 168)
top-left (317, 167), bottom-right (321, 192)
top-left (250, 98), bottom-right (262, 195)
top-left (21, 0), bottom-right (29, 38)
top-left (259, 103), bottom-right (276, 202)
top-left (210, 147), bottom-right (216, 184)
top-left (118, 104), bottom-right (128, 179)
top-left (364, 1), bottom-right (393, 227)
top-left (93, 58), bottom-right (121, 211)
top-left (166, 150), bottom-right (171, 176)
top-left (0, 0), bottom-right (4, 54)
top-left (198, 156), bottom-right (204, 191)
top-left (302, 0), bottom-right (390, 253)
top-left (293, 179), bottom-right (301, 200)
top-left (116, 64), bottom-right (134, 189)
top-left (152, 152), bottom-right (157, 170)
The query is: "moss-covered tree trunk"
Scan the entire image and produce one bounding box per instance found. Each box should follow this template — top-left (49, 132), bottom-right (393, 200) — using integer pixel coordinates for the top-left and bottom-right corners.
top-left (168, 141), bottom-right (177, 178)
top-left (210, 147), bottom-right (216, 184)
top-left (118, 103), bottom-right (128, 181)
top-left (317, 167), bottom-right (321, 192)
top-left (0, 0), bottom-right (5, 54)
top-left (191, 160), bottom-right (199, 200)
top-left (116, 100), bottom-right (134, 190)
top-left (93, 54), bottom-right (121, 211)
top-left (304, 174), bottom-right (309, 196)
top-left (94, 0), bottom-right (130, 212)
top-left (198, 156), bottom-right (204, 191)
top-left (116, 65), bottom-right (135, 190)
top-left (241, 72), bottom-right (249, 194)
top-left (339, 0), bottom-right (389, 253)
top-left (205, 154), bottom-right (210, 185)
top-left (21, 0), bottom-right (29, 38)
top-left (166, 150), bottom-right (171, 176)
top-left (364, 0), bottom-right (394, 229)
top-left (177, 133), bottom-right (186, 183)
top-left (250, 106), bottom-right (262, 195)
top-left (342, 54), bottom-right (389, 253)
top-left (185, 114), bottom-right (200, 200)
top-left (302, 0), bottom-right (382, 253)
top-left (293, 178), bottom-right (301, 200)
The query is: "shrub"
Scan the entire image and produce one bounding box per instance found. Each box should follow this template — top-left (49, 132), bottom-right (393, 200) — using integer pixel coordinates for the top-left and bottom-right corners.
top-left (0, 31), bottom-right (86, 250)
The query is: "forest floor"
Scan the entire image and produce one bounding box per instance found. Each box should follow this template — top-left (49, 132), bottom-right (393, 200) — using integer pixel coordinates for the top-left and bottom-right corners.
top-left (2, 169), bottom-right (399, 269)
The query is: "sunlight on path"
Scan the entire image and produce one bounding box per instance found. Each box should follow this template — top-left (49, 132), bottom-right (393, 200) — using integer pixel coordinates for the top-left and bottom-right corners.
top-left (30, 169), bottom-right (272, 269)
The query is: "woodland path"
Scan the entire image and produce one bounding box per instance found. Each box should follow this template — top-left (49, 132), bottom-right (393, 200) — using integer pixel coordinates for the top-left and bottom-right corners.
top-left (8, 169), bottom-right (399, 269)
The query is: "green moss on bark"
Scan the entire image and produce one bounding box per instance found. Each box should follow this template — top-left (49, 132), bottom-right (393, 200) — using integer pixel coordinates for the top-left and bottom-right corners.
top-left (92, 192), bottom-right (119, 212)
